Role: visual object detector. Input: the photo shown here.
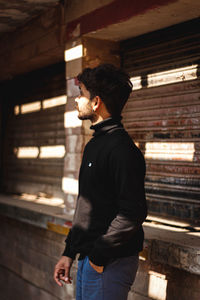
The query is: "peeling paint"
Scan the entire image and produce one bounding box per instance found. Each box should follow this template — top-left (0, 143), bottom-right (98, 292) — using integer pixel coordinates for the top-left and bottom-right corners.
top-left (47, 221), bottom-right (70, 235)
top-left (0, 9), bottom-right (29, 20)
top-left (66, 0), bottom-right (178, 39)
top-left (0, 0), bottom-right (59, 34)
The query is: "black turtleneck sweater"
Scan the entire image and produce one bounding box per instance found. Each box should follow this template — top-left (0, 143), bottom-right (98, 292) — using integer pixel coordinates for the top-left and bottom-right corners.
top-left (63, 117), bottom-right (147, 266)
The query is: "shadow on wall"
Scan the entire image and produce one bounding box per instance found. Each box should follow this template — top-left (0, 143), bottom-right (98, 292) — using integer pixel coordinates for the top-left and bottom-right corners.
top-left (133, 256), bottom-right (200, 300)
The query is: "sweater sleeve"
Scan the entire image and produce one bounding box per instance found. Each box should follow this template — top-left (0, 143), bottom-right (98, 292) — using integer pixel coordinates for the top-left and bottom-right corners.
top-left (89, 142), bottom-right (147, 266)
top-left (62, 229), bottom-right (77, 260)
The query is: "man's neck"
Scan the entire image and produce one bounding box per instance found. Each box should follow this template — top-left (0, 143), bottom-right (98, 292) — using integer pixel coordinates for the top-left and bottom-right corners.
top-left (91, 113), bottom-right (111, 126)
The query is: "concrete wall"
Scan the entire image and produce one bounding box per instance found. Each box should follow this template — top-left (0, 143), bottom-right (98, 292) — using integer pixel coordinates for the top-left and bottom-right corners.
top-left (0, 4), bottom-right (65, 81)
top-left (130, 259), bottom-right (200, 300)
top-left (0, 214), bottom-right (77, 300)
top-left (1, 213), bottom-right (200, 300)
top-left (0, 0), bottom-right (115, 81)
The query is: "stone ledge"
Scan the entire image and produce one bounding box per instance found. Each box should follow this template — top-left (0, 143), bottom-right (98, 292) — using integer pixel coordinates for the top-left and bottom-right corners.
top-left (0, 194), bottom-right (73, 231)
top-left (143, 222), bottom-right (200, 275)
top-left (0, 193), bottom-right (199, 275)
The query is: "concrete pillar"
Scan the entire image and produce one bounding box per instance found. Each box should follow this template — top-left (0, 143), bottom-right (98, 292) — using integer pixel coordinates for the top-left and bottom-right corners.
top-left (63, 37), bottom-right (120, 216)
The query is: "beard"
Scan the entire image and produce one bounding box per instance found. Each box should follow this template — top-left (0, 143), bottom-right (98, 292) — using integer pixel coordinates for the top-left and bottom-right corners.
top-left (77, 104), bottom-right (97, 122)
top-left (78, 111), bottom-right (93, 120)
top-left (78, 111), bottom-right (98, 123)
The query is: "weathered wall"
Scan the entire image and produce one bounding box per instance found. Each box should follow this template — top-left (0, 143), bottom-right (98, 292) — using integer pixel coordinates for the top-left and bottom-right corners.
top-left (64, 0), bottom-right (178, 40)
top-left (64, 0), bottom-right (114, 23)
top-left (0, 0), bottom-right (115, 82)
top-left (121, 19), bottom-right (200, 223)
top-left (129, 259), bottom-right (200, 300)
top-left (0, 215), bottom-right (77, 300)
top-left (0, 0), bottom-right (60, 36)
top-left (0, 4), bottom-right (65, 81)
top-left (1, 214), bottom-right (200, 300)
top-left (0, 0), bottom-right (188, 82)
top-left (2, 62), bottom-right (66, 198)
top-left (0, 2), bottom-right (200, 300)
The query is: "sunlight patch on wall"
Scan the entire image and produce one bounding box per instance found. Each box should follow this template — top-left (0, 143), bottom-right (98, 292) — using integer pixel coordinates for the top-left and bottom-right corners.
top-left (130, 76), bottom-right (142, 90)
top-left (40, 145), bottom-right (65, 158)
top-left (64, 110), bottom-right (82, 128)
top-left (19, 193), bottom-right (64, 207)
top-left (21, 101), bottom-right (41, 114)
top-left (147, 65), bottom-right (198, 88)
top-left (15, 147), bottom-right (39, 158)
top-left (14, 95), bottom-right (67, 115)
top-left (35, 197), bottom-right (64, 206)
top-left (14, 105), bottom-right (20, 115)
top-left (43, 95), bottom-right (67, 109)
top-left (145, 222), bottom-right (188, 232)
top-left (65, 44), bottom-right (83, 62)
top-left (145, 142), bottom-right (194, 161)
top-left (62, 177), bottom-right (78, 195)
top-left (148, 271), bottom-right (167, 300)
top-left (14, 146), bottom-right (65, 159)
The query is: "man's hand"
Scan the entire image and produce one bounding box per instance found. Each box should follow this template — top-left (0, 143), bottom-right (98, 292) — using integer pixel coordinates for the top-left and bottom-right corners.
top-left (89, 260), bottom-right (104, 273)
top-left (54, 256), bottom-right (73, 286)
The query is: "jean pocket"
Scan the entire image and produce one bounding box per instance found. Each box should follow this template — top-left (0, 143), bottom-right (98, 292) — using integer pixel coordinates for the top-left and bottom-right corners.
top-left (86, 257), bottom-right (103, 275)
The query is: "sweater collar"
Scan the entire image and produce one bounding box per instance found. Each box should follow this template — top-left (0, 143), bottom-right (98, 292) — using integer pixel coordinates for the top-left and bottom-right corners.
top-left (90, 116), bottom-right (123, 137)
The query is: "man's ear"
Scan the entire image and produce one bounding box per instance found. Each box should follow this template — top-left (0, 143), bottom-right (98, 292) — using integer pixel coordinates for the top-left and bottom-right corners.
top-left (92, 96), bottom-right (102, 112)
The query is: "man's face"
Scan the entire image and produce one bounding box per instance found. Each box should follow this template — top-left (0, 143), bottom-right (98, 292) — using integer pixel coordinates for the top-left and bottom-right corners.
top-left (75, 83), bottom-right (95, 121)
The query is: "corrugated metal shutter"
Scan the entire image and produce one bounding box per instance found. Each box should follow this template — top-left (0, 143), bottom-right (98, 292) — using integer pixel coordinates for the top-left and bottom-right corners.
top-left (121, 19), bottom-right (200, 223)
top-left (3, 62), bottom-right (66, 199)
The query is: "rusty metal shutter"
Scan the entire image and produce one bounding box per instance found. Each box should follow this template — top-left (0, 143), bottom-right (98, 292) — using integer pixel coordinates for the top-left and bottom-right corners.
top-left (3, 62), bottom-right (66, 199)
top-left (121, 19), bottom-right (200, 223)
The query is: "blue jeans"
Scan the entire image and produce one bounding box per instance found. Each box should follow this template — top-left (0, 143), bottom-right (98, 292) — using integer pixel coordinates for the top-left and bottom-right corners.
top-left (76, 255), bottom-right (139, 300)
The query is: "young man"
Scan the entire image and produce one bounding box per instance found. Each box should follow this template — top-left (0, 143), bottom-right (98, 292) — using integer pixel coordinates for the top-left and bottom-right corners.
top-left (54, 64), bottom-right (147, 300)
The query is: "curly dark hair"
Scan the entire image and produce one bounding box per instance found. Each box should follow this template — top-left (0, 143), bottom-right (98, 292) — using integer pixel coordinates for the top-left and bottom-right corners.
top-left (77, 64), bottom-right (133, 117)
